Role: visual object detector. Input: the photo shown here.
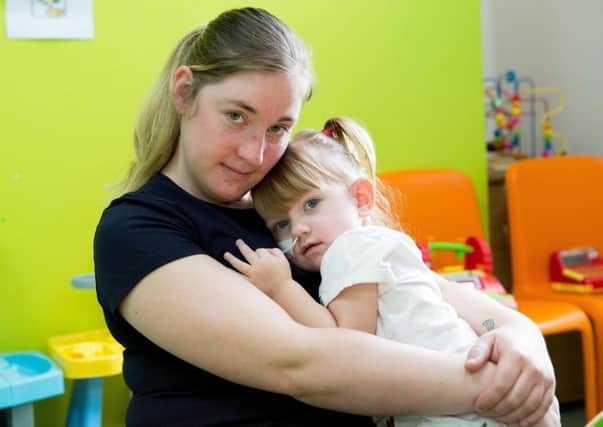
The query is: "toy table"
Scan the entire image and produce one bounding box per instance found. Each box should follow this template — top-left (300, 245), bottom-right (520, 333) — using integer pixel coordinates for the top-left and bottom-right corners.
top-left (47, 274), bottom-right (123, 427)
top-left (49, 329), bottom-right (123, 427)
top-left (0, 352), bottom-right (64, 427)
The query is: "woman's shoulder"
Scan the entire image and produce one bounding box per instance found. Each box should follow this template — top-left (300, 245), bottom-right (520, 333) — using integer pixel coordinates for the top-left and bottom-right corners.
top-left (100, 174), bottom-right (177, 217)
top-left (98, 174), bottom-right (260, 232)
top-left (94, 174), bottom-right (274, 272)
top-left (104, 173), bottom-right (198, 217)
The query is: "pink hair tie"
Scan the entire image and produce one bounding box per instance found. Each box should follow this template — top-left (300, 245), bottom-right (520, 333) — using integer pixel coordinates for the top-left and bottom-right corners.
top-left (321, 128), bottom-right (333, 138)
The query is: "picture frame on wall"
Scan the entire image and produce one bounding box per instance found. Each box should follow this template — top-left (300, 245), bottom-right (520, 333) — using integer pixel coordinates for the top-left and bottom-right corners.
top-left (5, 0), bottom-right (94, 39)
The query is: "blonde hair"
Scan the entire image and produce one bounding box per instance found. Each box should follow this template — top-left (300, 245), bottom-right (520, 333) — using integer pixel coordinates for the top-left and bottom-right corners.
top-left (252, 117), bottom-right (399, 229)
top-left (121, 8), bottom-right (314, 193)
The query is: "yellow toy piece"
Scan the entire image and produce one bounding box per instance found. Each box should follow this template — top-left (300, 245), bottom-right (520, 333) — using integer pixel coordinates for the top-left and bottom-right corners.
top-left (48, 329), bottom-right (123, 379)
top-left (562, 268), bottom-right (585, 282)
top-left (551, 282), bottom-right (603, 294)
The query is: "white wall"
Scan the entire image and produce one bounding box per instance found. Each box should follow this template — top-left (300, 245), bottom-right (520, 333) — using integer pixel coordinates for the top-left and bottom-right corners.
top-left (481, 0), bottom-right (603, 156)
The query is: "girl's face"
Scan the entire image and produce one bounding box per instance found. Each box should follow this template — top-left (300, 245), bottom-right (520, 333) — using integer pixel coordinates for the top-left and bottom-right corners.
top-left (266, 182), bottom-right (369, 272)
top-left (165, 69), bottom-right (306, 205)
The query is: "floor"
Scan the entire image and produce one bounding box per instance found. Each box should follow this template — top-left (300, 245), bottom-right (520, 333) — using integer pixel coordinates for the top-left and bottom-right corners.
top-left (561, 400), bottom-right (586, 426)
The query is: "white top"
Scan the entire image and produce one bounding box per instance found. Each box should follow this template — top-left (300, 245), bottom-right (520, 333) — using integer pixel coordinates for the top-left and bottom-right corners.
top-left (319, 226), bottom-right (478, 354)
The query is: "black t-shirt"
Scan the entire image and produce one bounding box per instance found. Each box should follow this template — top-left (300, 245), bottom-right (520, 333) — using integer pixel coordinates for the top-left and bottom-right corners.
top-left (94, 174), bottom-right (372, 427)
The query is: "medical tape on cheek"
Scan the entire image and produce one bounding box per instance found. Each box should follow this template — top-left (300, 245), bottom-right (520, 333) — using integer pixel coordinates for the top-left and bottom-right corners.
top-left (277, 237), bottom-right (298, 259)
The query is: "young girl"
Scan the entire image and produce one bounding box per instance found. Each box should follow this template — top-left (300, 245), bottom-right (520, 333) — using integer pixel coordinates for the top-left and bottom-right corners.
top-left (224, 117), bottom-right (559, 427)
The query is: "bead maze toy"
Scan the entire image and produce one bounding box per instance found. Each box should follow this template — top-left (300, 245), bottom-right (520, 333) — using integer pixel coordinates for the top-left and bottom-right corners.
top-left (484, 70), bottom-right (568, 157)
top-left (0, 351), bottom-right (64, 426)
top-left (550, 247), bottom-right (603, 293)
top-left (418, 237), bottom-right (517, 310)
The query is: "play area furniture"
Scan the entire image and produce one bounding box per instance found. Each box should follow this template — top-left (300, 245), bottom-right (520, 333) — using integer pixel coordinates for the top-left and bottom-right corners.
top-left (379, 168), bottom-right (598, 421)
top-left (506, 155), bottom-right (603, 416)
top-left (0, 351), bottom-right (64, 427)
top-left (48, 329), bottom-right (123, 427)
top-left (47, 273), bottom-right (123, 427)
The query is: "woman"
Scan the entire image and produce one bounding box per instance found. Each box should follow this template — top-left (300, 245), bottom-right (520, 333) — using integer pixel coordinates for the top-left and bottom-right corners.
top-left (94, 7), bottom-right (556, 426)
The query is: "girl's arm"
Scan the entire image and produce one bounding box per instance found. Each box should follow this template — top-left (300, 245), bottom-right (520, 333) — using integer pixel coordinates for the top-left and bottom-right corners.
top-left (325, 283), bottom-right (378, 334)
top-left (224, 239), bottom-right (378, 332)
top-left (224, 240), bottom-right (337, 328)
top-left (434, 272), bottom-right (556, 426)
top-left (120, 253), bottom-right (496, 417)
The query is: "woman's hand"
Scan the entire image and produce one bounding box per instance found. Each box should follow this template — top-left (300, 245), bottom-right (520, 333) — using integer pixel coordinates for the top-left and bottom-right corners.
top-left (509, 397), bottom-right (560, 427)
top-left (464, 327), bottom-right (556, 426)
top-left (224, 239), bottom-right (292, 298)
top-left (533, 396), bottom-right (560, 427)
top-left (435, 273), bottom-right (556, 426)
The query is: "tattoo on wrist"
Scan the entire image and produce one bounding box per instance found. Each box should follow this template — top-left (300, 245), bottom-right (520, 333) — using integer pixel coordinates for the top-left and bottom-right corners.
top-left (482, 318), bottom-right (496, 331)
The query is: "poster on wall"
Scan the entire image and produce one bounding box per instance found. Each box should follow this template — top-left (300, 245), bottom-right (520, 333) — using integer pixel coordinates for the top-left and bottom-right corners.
top-left (5, 0), bottom-right (94, 39)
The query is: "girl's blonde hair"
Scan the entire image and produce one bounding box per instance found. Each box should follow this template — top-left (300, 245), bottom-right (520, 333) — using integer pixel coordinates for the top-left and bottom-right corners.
top-left (121, 8), bottom-right (314, 193)
top-left (252, 117), bottom-right (399, 229)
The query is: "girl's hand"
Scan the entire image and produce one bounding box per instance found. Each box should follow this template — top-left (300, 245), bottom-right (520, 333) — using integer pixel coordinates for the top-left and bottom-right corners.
top-left (224, 239), bottom-right (293, 298)
top-left (464, 328), bottom-right (556, 426)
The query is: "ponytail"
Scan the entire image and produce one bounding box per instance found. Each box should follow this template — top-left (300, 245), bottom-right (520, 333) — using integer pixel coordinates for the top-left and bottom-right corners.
top-left (322, 117), bottom-right (377, 181)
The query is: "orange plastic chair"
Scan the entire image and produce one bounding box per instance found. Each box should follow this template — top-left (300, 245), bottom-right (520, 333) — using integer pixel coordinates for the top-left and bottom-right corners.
top-left (506, 155), bottom-right (603, 415)
top-left (379, 168), bottom-right (598, 420)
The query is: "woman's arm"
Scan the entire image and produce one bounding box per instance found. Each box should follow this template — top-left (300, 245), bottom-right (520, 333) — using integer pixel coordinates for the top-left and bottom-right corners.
top-left (120, 254), bottom-right (496, 417)
top-left (435, 272), bottom-right (556, 426)
top-left (224, 239), bottom-right (553, 425)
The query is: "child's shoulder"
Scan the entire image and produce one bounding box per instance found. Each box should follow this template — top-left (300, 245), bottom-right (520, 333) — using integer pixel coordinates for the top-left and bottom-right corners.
top-left (330, 226), bottom-right (413, 255)
top-left (337, 226), bottom-right (424, 262)
top-left (340, 225), bottom-right (412, 243)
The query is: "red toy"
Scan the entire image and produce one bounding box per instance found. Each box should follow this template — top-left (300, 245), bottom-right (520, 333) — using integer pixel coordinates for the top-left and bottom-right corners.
top-left (550, 247), bottom-right (603, 293)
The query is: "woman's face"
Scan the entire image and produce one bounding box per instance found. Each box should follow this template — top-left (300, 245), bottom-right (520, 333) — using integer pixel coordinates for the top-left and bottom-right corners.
top-left (165, 69), bottom-right (306, 205)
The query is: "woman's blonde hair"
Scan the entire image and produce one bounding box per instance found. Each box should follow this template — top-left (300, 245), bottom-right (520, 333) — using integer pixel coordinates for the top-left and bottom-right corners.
top-left (121, 8), bottom-right (314, 193)
top-left (252, 117), bottom-right (399, 229)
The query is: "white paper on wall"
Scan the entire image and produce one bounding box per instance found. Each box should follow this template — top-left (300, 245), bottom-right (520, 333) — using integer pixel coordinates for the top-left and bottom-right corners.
top-left (5, 0), bottom-right (94, 39)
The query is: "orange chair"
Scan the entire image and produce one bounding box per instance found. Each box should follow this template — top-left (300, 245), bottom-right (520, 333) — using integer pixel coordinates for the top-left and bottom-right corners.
top-left (506, 155), bottom-right (603, 414)
top-left (379, 168), bottom-right (598, 420)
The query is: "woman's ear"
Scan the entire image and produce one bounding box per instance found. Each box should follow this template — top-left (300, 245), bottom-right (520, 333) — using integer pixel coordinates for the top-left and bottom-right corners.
top-left (351, 178), bottom-right (375, 218)
top-left (171, 65), bottom-right (195, 114)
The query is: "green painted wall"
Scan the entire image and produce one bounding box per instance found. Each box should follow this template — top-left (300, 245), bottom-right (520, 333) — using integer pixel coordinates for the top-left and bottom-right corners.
top-left (0, 1), bottom-right (485, 425)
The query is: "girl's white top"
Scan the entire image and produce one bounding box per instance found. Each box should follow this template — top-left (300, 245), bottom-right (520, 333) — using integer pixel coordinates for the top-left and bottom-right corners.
top-left (319, 225), bottom-right (478, 354)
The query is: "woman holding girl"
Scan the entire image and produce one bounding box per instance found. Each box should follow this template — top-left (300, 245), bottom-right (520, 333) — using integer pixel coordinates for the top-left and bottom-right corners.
top-left (94, 7), bottom-right (557, 426)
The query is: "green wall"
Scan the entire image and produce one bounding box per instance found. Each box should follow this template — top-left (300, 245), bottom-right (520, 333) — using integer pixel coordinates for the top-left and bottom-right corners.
top-left (0, 1), bottom-right (485, 425)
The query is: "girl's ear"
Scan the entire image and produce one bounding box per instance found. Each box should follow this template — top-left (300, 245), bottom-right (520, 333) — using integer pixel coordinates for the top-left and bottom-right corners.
top-left (351, 178), bottom-right (375, 218)
top-left (171, 65), bottom-right (195, 114)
